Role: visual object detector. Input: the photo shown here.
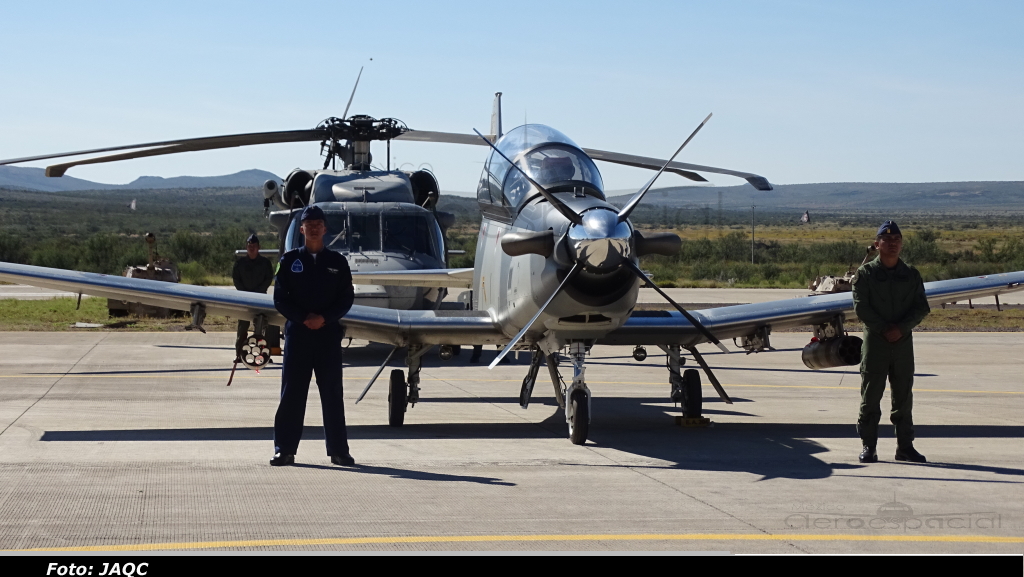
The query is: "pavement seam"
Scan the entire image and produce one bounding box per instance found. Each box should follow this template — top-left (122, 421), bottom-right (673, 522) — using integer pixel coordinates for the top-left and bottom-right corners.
top-left (0, 333), bottom-right (108, 440)
top-left (580, 439), bottom-right (811, 553)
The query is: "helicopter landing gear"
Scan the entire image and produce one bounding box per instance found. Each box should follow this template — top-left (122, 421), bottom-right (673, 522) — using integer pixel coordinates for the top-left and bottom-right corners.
top-left (387, 344), bottom-right (427, 427)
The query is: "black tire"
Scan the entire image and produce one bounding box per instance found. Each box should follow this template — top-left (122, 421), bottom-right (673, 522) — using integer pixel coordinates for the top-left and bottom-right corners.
top-left (387, 369), bottom-right (407, 427)
top-left (568, 389), bottom-right (589, 445)
top-left (682, 368), bottom-right (702, 418)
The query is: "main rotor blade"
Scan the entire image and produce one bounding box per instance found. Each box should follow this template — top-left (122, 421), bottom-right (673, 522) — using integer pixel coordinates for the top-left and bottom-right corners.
top-left (341, 66), bottom-right (364, 121)
top-left (40, 130), bottom-right (325, 177)
top-left (584, 149), bottom-right (773, 191)
top-left (489, 263), bottom-right (582, 369)
top-left (624, 260), bottom-right (729, 353)
top-left (0, 129), bottom-right (325, 168)
top-left (472, 129), bottom-right (583, 226)
top-left (616, 113), bottom-right (712, 223)
top-left (394, 130), bottom-right (495, 146)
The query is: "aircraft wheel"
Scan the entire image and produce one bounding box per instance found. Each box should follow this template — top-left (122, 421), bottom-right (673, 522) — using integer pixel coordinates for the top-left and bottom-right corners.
top-left (568, 389), bottom-right (589, 445)
top-left (387, 369), bottom-right (407, 427)
top-left (682, 368), bottom-right (702, 418)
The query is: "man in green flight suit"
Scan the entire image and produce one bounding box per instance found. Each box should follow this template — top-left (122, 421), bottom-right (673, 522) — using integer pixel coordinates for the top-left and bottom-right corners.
top-left (853, 220), bottom-right (930, 464)
top-left (232, 233), bottom-right (275, 360)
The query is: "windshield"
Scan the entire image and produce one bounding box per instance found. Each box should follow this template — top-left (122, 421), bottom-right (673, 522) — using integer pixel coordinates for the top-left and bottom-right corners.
top-left (502, 145), bottom-right (604, 206)
top-left (287, 210), bottom-right (440, 259)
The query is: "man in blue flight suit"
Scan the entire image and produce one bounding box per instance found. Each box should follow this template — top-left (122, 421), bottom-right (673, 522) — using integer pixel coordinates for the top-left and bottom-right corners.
top-left (270, 205), bottom-right (356, 467)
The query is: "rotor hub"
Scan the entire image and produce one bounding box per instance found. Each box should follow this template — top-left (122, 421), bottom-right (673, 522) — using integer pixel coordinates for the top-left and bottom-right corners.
top-left (567, 208), bottom-right (632, 272)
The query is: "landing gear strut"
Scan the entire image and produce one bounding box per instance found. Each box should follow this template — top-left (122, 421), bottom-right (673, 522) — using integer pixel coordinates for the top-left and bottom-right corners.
top-left (565, 341), bottom-right (591, 445)
top-left (519, 346), bottom-right (543, 409)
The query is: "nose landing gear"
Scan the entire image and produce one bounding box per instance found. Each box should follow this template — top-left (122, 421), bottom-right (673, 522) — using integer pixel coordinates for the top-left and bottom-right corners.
top-left (564, 342), bottom-right (591, 445)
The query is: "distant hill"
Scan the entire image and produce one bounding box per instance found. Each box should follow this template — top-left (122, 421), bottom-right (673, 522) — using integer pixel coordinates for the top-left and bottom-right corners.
top-left (0, 166), bottom-right (279, 192)
top-left (608, 181), bottom-right (1024, 212)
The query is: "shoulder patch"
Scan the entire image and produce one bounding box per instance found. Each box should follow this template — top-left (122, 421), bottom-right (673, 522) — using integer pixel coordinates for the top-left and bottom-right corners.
top-left (290, 259), bottom-right (304, 273)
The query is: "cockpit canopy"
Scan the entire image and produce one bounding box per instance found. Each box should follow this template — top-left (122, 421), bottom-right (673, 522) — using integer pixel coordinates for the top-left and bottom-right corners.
top-left (478, 125), bottom-right (604, 210)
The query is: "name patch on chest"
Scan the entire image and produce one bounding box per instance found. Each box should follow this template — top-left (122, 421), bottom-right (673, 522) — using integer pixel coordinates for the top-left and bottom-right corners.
top-left (327, 267), bottom-right (339, 274)
top-left (291, 260), bottom-right (304, 273)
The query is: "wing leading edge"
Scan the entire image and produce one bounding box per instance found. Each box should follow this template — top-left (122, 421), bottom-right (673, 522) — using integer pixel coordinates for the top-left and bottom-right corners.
top-left (603, 271), bottom-right (1024, 346)
top-left (1, 261), bottom-right (1021, 349)
top-left (0, 262), bottom-right (503, 346)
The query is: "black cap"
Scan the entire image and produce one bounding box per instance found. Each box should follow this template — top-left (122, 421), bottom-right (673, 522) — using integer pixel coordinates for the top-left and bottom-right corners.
top-left (877, 220), bottom-right (902, 236)
top-left (246, 233), bottom-right (260, 245)
top-left (301, 205), bottom-right (325, 222)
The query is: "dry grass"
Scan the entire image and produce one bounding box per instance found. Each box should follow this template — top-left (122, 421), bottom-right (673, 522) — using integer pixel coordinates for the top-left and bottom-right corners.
top-left (0, 297), bottom-right (235, 332)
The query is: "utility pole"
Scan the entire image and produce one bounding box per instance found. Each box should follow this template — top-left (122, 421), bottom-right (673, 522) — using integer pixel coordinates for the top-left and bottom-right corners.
top-left (749, 203), bottom-right (757, 264)
top-left (717, 190), bottom-right (723, 237)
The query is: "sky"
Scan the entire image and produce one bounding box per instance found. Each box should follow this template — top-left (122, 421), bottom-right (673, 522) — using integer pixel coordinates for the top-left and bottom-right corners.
top-left (1, 1), bottom-right (1022, 195)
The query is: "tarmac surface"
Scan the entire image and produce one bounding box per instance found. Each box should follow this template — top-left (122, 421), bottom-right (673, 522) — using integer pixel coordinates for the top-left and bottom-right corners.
top-left (0, 331), bottom-right (1022, 553)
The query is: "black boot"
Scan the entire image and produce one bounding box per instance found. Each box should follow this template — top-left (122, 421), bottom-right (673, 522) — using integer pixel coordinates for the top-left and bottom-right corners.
top-left (895, 444), bottom-right (926, 463)
top-left (859, 445), bottom-right (878, 463)
top-left (269, 453), bottom-right (294, 466)
top-left (331, 453), bottom-right (356, 467)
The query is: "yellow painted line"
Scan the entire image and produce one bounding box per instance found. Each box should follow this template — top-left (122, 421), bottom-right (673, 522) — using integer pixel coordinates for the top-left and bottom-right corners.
top-left (12, 532), bottom-right (1024, 551)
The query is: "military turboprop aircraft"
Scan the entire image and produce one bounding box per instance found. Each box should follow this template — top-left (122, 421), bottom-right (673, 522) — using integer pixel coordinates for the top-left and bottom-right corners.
top-left (2, 109), bottom-right (1023, 445)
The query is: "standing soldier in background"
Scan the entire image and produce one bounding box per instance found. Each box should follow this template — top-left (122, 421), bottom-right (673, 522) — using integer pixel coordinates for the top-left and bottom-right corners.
top-left (270, 206), bottom-right (355, 467)
top-left (853, 221), bottom-right (930, 464)
top-left (232, 233), bottom-right (274, 360)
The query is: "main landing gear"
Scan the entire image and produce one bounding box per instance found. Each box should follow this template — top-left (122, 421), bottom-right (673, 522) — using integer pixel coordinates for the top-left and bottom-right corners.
top-left (387, 344), bottom-right (428, 427)
top-left (659, 344), bottom-right (733, 424)
top-left (519, 341), bottom-right (591, 445)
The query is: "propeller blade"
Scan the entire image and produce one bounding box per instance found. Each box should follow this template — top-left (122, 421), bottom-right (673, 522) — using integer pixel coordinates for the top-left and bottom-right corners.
top-left (341, 66), bottom-right (363, 121)
top-left (1, 129), bottom-right (325, 169)
top-left (616, 113), bottom-right (712, 223)
top-left (489, 263), bottom-right (582, 369)
top-left (624, 260), bottom-right (729, 353)
top-left (40, 130), bottom-right (325, 177)
top-left (471, 129), bottom-right (583, 226)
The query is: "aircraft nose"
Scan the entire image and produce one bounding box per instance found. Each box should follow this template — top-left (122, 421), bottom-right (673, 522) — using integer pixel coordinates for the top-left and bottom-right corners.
top-left (567, 208), bottom-right (632, 272)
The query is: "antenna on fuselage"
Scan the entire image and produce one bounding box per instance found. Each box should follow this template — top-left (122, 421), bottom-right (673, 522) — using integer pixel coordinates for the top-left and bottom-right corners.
top-left (491, 92), bottom-right (503, 139)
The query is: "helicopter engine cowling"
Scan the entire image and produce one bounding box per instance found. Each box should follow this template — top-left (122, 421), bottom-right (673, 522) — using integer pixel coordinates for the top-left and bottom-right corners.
top-left (279, 169), bottom-right (314, 209)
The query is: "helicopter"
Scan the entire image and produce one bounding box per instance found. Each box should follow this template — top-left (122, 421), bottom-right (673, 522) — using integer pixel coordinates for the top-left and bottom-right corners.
top-left (0, 72), bottom-right (496, 368)
top-left (3, 108), bottom-right (1023, 445)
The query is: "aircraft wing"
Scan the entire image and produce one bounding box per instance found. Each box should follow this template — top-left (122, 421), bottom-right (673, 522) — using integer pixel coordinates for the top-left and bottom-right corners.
top-left (0, 262), bottom-right (503, 346)
top-left (601, 271), bottom-right (1024, 346)
top-left (351, 268), bottom-right (474, 288)
top-left (582, 148), bottom-right (773, 191)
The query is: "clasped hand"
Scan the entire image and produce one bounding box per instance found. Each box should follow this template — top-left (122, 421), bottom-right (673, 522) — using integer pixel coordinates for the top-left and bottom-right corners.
top-left (882, 324), bottom-right (903, 343)
top-left (303, 313), bottom-right (326, 330)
